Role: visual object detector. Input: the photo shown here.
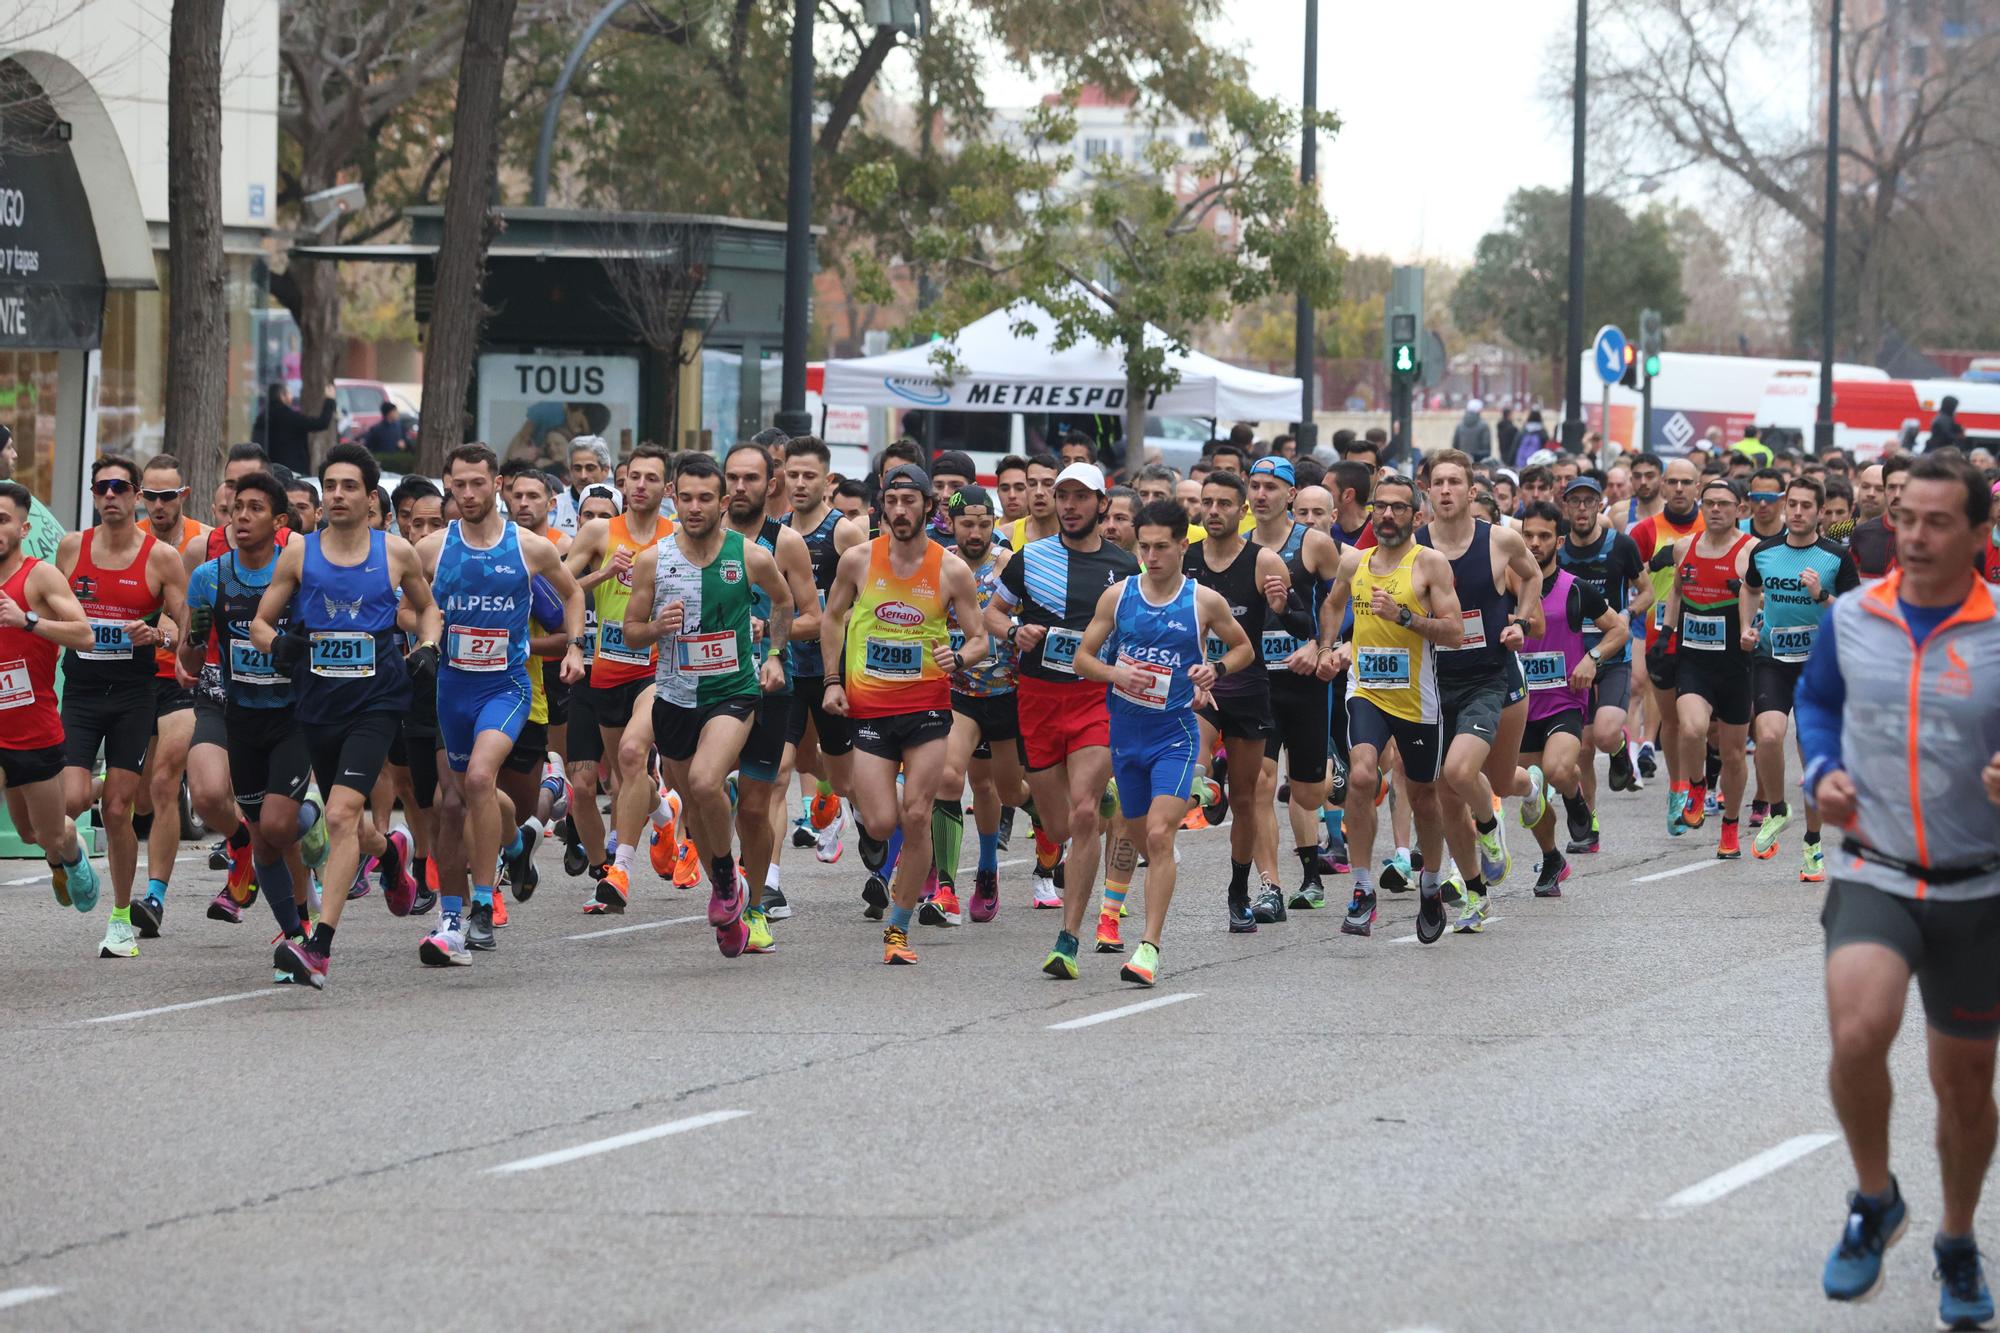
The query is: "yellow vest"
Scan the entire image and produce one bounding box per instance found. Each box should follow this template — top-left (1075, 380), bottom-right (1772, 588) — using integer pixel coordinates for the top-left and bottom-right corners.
top-left (1348, 544), bottom-right (1436, 723)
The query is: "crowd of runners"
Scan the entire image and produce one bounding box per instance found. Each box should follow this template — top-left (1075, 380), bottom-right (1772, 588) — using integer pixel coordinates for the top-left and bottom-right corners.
top-left (3, 423), bottom-right (1999, 1324)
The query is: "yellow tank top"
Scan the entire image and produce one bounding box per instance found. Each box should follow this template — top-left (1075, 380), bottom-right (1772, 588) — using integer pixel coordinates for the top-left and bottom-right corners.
top-left (1348, 544), bottom-right (1437, 723)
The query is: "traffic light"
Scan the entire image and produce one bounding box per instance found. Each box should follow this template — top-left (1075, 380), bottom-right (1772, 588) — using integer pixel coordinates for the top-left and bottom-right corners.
top-left (1640, 308), bottom-right (1664, 379)
top-left (1619, 343), bottom-right (1639, 388)
top-left (1389, 313), bottom-right (1418, 378)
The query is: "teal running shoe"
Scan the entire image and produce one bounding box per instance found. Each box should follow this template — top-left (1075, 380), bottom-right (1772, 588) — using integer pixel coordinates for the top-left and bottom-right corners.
top-left (66, 854), bottom-right (99, 914)
top-left (1935, 1234), bottom-right (1994, 1331)
top-left (1823, 1178), bottom-right (1906, 1303)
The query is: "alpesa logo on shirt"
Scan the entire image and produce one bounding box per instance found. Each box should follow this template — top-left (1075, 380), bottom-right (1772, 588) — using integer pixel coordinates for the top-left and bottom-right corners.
top-left (874, 601), bottom-right (924, 627)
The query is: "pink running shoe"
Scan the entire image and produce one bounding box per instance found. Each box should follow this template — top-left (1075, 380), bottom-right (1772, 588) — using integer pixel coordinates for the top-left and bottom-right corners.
top-left (708, 871), bottom-right (745, 929)
top-left (380, 829), bottom-right (418, 917)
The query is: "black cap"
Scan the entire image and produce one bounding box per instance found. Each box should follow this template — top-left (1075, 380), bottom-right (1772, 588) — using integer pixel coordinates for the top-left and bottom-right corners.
top-left (932, 450), bottom-right (977, 482)
top-left (882, 463), bottom-right (934, 499)
top-left (946, 484), bottom-right (994, 515)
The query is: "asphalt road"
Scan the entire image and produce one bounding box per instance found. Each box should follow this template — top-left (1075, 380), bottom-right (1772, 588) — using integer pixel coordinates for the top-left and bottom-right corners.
top-left (0, 760), bottom-right (1969, 1331)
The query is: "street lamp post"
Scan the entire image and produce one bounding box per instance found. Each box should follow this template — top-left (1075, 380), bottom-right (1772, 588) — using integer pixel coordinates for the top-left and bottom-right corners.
top-left (774, 0), bottom-right (815, 439)
top-left (1561, 0), bottom-right (1588, 455)
top-left (1814, 0), bottom-right (1841, 455)
top-left (1293, 0), bottom-right (1318, 455)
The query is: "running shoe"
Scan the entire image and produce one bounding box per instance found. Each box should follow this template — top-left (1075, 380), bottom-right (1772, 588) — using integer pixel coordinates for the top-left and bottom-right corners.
top-left (1095, 909), bottom-right (1123, 953)
top-left (206, 889), bottom-right (242, 923)
top-left (1754, 805), bottom-right (1792, 859)
top-left (919, 885), bottom-right (963, 927)
top-left (1683, 797), bottom-right (1707, 831)
top-left (348, 854), bottom-right (376, 899)
top-left (1099, 779), bottom-right (1119, 820)
top-left (207, 839), bottom-right (231, 871)
top-left (1704, 788), bottom-right (1721, 817)
top-left (1566, 805), bottom-right (1599, 855)
top-left (814, 807), bottom-right (846, 864)
top-left (1534, 850), bottom-right (1569, 897)
top-left (226, 839), bottom-right (256, 905)
top-left (861, 873), bottom-right (889, 920)
top-left (505, 829), bottom-right (539, 903)
top-left (1252, 878), bottom-right (1287, 923)
top-left (1607, 744), bottom-right (1634, 792)
top-left (1030, 870), bottom-right (1061, 910)
top-left (273, 936), bottom-right (328, 989)
top-left (1042, 929), bottom-right (1079, 978)
top-left (594, 865), bottom-right (630, 914)
top-left (671, 838), bottom-right (701, 889)
top-left (744, 908), bottom-right (776, 954)
top-left (1120, 940), bottom-right (1159, 987)
top-left (465, 901), bottom-right (497, 951)
top-left (996, 805), bottom-right (1016, 850)
top-left (1227, 899), bottom-right (1258, 933)
top-left (969, 869), bottom-right (1000, 923)
top-left (562, 837), bottom-right (590, 879)
top-left (1822, 1177), bottom-right (1906, 1302)
top-left (1180, 806), bottom-right (1210, 831)
top-left (1801, 841), bottom-right (1828, 883)
top-left (1415, 890), bottom-right (1446, 944)
top-left (1441, 870), bottom-right (1465, 907)
top-left (420, 915), bottom-right (472, 966)
top-left (411, 886), bottom-right (437, 916)
top-left (716, 914), bottom-right (750, 958)
top-left (1668, 788), bottom-right (1690, 837)
top-left (1319, 836), bottom-right (1351, 875)
top-left (883, 924), bottom-right (917, 965)
top-left (1454, 888), bottom-right (1487, 933)
top-left (1637, 741), bottom-right (1657, 779)
top-left (790, 817), bottom-right (815, 850)
top-left (131, 892), bottom-right (164, 940)
top-left (1934, 1234), bottom-right (1993, 1331)
top-left (50, 860), bottom-right (70, 909)
top-left (763, 885), bottom-right (791, 921)
top-left (299, 799), bottom-right (329, 874)
top-left (490, 888), bottom-right (509, 928)
top-left (1289, 879), bottom-right (1327, 911)
top-left (1341, 887), bottom-right (1377, 936)
top-left (1518, 766), bottom-right (1548, 830)
top-left (708, 871), bottom-right (746, 930)
top-left (381, 829), bottom-right (417, 916)
top-left (810, 788), bottom-right (841, 830)
top-left (1475, 820), bottom-right (1509, 886)
top-left (1379, 851), bottom-right (1414, 895)
top-left (649, 810), bottom-right (678, 878)
top-left (1717, 822), bottom-right (1742, 860)
top-left (1748, 801), bottom-right (1768, 830)
top-left (98, 915), bottom-right (139, 959)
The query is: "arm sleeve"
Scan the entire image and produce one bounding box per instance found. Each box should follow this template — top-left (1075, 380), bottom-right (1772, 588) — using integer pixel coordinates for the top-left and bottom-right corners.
top-left (1278, 598), bottom-right (1316, 639)
top-left (1743, 546), bottom-right (1765, 589)
top-left (1833, 548), bottom-right (1861, 595)
top-left (1576, 581), bottom-right (1609, 623)
top-left (529, 574), bottom-right (564, 630)
top-left (1794, 603), bottom-right (1846, 796)
top-left (993, 549), bottom-right (1025, 611)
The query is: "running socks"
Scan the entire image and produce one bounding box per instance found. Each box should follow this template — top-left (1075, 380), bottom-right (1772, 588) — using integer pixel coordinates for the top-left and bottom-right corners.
top-left (1474, 814), bottom-right (1498, 837)
top-left (441, 894), bottom-right (464, 922)
top-left (1768, 801), bottom-right (1788, 820)
top-left (296, 802), bottom-right (320, 839)
top-left (1103, 875), bottom-right (1129, 916)
top-left (1228, 858), bottom-right (1251, 909)
top-left (1294, 845), bottom-right (1321, 884)
top-left (977, 831), bottom-right (999, 875)
top-left (887, 903), bottom-right (914, 929)
top-left (709, 855), bottom-right (735, 892)
top-left (257, 858), bottom-right (301, 936)
top-left (1033, 826), bottom-right (1061, 871)
top-left (613, 842), bottom-right (635, 874)
top-left (310, 921), bottom-right (335, 955)
top-left (884, 826), bottom-right (903, 877)
top-left (931, 798), bottom-right (963, 889)
top-left (472, 883), bottom-right (494, 909)
top-left (228, 820), bottom-right (252, 852)
top-left (860, 830), bottom-right (888, 873)
top-left (145, 876), bottom-right (168, 907)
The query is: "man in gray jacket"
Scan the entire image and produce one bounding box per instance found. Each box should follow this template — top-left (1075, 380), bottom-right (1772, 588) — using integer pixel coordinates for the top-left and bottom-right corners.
top-left (1451, 399), bottom-right (1492, 462)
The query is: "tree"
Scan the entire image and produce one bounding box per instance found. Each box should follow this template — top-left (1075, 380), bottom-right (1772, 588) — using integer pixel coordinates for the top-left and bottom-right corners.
top-left (850, 86), bottom-right (1340, 452)
top-left (1451, 188), bottom-right (1685, 402)
top-left (416, 0), bottom-right (517, 472)
top-left (166, 0), bottom-right (229, 500)
top-left (1580, 0), bottom-right (2000, 358)
top-left (594, 216), bottom-right (723, 452)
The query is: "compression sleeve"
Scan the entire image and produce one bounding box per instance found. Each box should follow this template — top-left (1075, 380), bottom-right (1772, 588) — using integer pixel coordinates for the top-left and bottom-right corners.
top-left (1795, 603), bottom-right (1846, 803)
top-left (529, 574), bottom-right (563, 630)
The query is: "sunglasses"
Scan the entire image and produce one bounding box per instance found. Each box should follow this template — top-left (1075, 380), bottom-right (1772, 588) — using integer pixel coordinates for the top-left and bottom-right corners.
top-left (1748, 491), bottom-right (1783, 502)
top-left (140, 487), bottom-right (185, 503)
top-left (91, 478), bottom-right (133, 496)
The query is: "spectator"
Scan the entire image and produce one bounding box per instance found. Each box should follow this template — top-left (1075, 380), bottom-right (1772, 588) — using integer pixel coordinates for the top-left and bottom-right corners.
top-left (1452, 398), bottom-right (1493, 461)
top-left (1927, 395), bottom-right (1968, 453)
top-left (362, 400), bottom-right (408, 455)
top-left (1511, 409), bottom-right (1549, 469)
top-left (1496, 407), bottom-right (1518, 465)
top-left (252, 381), bottom-right (335, 474)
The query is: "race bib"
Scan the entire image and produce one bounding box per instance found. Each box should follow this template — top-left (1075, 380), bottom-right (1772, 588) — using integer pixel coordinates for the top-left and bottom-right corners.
top-left (580, 611), bottom-right (598, 663)
top-left (676, 630), bottom-right (741, 676)
top-left (1439, 609), bottom-right (1487, 653)
top-left (1041, 626), bottom-right (1082, 675)
top-left (1113, 653), bottom-right (1172, 709)
top-left (1770, 623), bottom-right (1816, 663)
top-left (596, 618), bottom-right (649, 665)
top-left (1262, 630), bottom-right (1301, 665)
top-left (949, 628), bottom-right (966, 655)
top-left (0, 659), bottom-right (31, 709)
top-left (862, 636), bottom-right (922, 681)
top-left (447, 625), bottom-right (508, 673)
top-left (228, 640), bottom-right (282, 687)
top-left (1521, 650), bottom-right (1569, 691)
top-left (309, 631), bottom-right (375, 678)
top-left (81, 618), bottom-right (134, 661)
top-left (1680, 613), bottom-right (1727, 651)
top-left (1355, 647), bottom-right (1411, 688)
top-left (1653, 602), bottom-right (1668, 631)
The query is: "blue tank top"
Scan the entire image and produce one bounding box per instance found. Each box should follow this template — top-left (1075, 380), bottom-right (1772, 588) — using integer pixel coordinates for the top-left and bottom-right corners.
top-left (295, 528), bottom-right (409, 723)
top-left (432, 520), bottom-right (531, 685)
top-left (1105, 575), bottom-right (1201, 723)
top-left (1263, 522), bottom-right (1325, 670)
top-left (747, 517), bottom-right (791, 693)
top-left (789, 509), bottom-right (840, 677)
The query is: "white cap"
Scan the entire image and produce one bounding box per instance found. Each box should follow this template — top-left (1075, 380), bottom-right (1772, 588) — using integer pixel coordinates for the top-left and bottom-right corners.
top-left (1526, 448), bottom-right (1561, 468)
top-left (1054, 461), bottom-right (1106, 493)
top-left (1468, 397), bottom-right (1484, 412)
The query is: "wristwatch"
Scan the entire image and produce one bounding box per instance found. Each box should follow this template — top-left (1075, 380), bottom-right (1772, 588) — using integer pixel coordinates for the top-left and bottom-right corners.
top-left (1396, 607), bottom-right (1413, 628)
top-left (1587, 647), bottom-right (1602, 664)
top-left (22, 611), bottom-right (39, 634)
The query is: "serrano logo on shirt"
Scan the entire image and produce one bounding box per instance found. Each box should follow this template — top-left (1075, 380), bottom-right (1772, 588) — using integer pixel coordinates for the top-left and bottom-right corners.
top-left (874, 601), bottom-right (924, 628)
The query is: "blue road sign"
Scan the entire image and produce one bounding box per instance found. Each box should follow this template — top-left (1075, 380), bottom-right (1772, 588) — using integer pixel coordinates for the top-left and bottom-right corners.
top-left (1593, 325), bottom-right (1628, 384)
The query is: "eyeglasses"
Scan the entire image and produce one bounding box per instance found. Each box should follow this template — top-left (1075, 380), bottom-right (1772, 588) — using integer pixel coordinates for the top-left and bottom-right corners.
top-left (1748, 491), bottom-right (1783, 502)
top-left (140, 488), bottom-right (185, 503)
top-left (1373, 501), bottom-right (1416, 515)
top-left (91, 479), bottom-right (133, 497)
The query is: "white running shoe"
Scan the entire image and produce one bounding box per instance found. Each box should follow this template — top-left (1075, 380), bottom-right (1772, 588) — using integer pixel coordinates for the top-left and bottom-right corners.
top-left (98, 915), bottom-right (139, 959)
top-left (419, 916), bottom-right (472, 967)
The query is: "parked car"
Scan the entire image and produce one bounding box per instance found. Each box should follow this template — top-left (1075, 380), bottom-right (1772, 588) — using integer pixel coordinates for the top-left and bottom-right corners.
top-left (335, 378), bottom-right (421, 450)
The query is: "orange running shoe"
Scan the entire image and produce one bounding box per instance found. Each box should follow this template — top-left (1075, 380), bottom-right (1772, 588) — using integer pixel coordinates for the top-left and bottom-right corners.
top-left (809, 788), bottom-right (841, 830)
top-left (594, 865), bottom-right (630, 913)
top-left (226, 838), bottom-right (256, 905)
top-left (882, 924), bottom-right (917, 964)
top-left (1094, 909), bottom-right (1123, 954)
top-left (1180, 807), bottom-right (1210, 832)
top-left (671, 837), bottom-right (701, 889)
top-left (491, 887), bottom-right (509, 927)
top-left (1716, 822), bottom-right (1741, 860)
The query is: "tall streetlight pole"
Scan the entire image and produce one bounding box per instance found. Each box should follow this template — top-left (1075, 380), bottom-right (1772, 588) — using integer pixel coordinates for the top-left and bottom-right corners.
top-left (1293, 0), bottom-right (1319, 454)
top-left (1814, 0), bottom-right (1841, 455)
top-left (1560, 0), bottom-right (1588, 454)
top-left (774, 0), bottom-right (815, 438)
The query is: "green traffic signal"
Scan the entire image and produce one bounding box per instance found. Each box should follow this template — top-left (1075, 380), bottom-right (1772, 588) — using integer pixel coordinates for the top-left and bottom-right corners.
top-left (1393, 343), bottom-right (1415, 374)
top-left (1643, 352), bottom-right (1661, 377)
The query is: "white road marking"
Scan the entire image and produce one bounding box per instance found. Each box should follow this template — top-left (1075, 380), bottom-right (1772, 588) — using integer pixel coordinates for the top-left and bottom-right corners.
top-left (567, 913), bottom-right (706, 941)
top-left (1633, 860), bottom-right (1714, 883)
top-left (486, 1109), bottom-right (750, 1174)
top-left (86, 989), bottom-right (282, 1024)
top-left (0, 1287), bottom-right (61, 1311)
top-left (1658, 1133), bottom-right (1839, 1212)
top-left (2, 873), bottom-right (49, 886)
top-left (1048, 992), bottom-right (1201, 1030)
top-left (1389, 917), bottom-right (1503, 944)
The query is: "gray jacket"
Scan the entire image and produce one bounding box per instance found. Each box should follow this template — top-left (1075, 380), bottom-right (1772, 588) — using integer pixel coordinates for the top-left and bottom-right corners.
top-left (1451, 410), bottom-right (1492, 460)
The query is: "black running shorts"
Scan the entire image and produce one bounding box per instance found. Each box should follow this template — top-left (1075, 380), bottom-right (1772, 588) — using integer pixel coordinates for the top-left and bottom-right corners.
top-left (1823, 879), bottom-right (2000, 1040)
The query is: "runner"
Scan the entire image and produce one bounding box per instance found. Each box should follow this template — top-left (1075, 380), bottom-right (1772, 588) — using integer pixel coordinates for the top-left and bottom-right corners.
top-left (552, 435), bottom-right (612, 536)
top-left (416, 444), bottom-right (585, 963)
top-left (820, 463), bottom-right (986, 963)
top-left (1744, 474), bottom-right (1857, 880)
top-left (1073, 499), bottom-right (1253, 985)
top-left (1319, 474), bottom-right (1463, 944)
top-left (1005, 453), bottom-right (1061, 550)
top-left (259, 443), bottom-right (437, 988)
top-left (1510, 501), bottom-right (1630, 907)
top-left (993, 456), bottom-right (1031, 527)
top-left (1803, 451), bottom-right (2000, 1328)
top-left (0, 481), bottom-right (100, 913)
top-left (132, 453), bottom-right (206, 931)
top-left (1417, 450), bottom-right (1543, 926)
top-left (553, 482), bottom-right (618, 877)
top-left (1661, 478), bottom-right (1759, 853)
top-left (179, 472), bottom-right (331, 978)
top-left (1246, 457), bottom-right (1346, 912)
top-left (1557, 473), bottom-right (1650, 811)
top-left (1631, 457), bottom-right (1704, 788)
top-left (624, 454), bottom-right (793, 955)
top-left (56, 453), bottom-right (189, 958)
top-left (1848, 456), bottom-right (1909, 581)
top-left (386, 477), bottom-right (446, 907)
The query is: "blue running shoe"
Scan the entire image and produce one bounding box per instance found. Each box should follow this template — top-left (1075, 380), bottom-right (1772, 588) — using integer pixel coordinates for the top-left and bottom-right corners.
top-left (1668, 788), bottom-right (1689, 838)
top-left (66, 854), bottom-right (99, 914)
top-left (1823, 1178), bottom-right (1907, 1303)
top-left (1935, 1235), bottom-right (1995, 1330)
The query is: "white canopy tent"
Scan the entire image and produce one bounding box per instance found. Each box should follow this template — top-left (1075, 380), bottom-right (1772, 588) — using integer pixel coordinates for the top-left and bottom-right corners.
top-left (822, 296), bottom-right (1304, 423)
